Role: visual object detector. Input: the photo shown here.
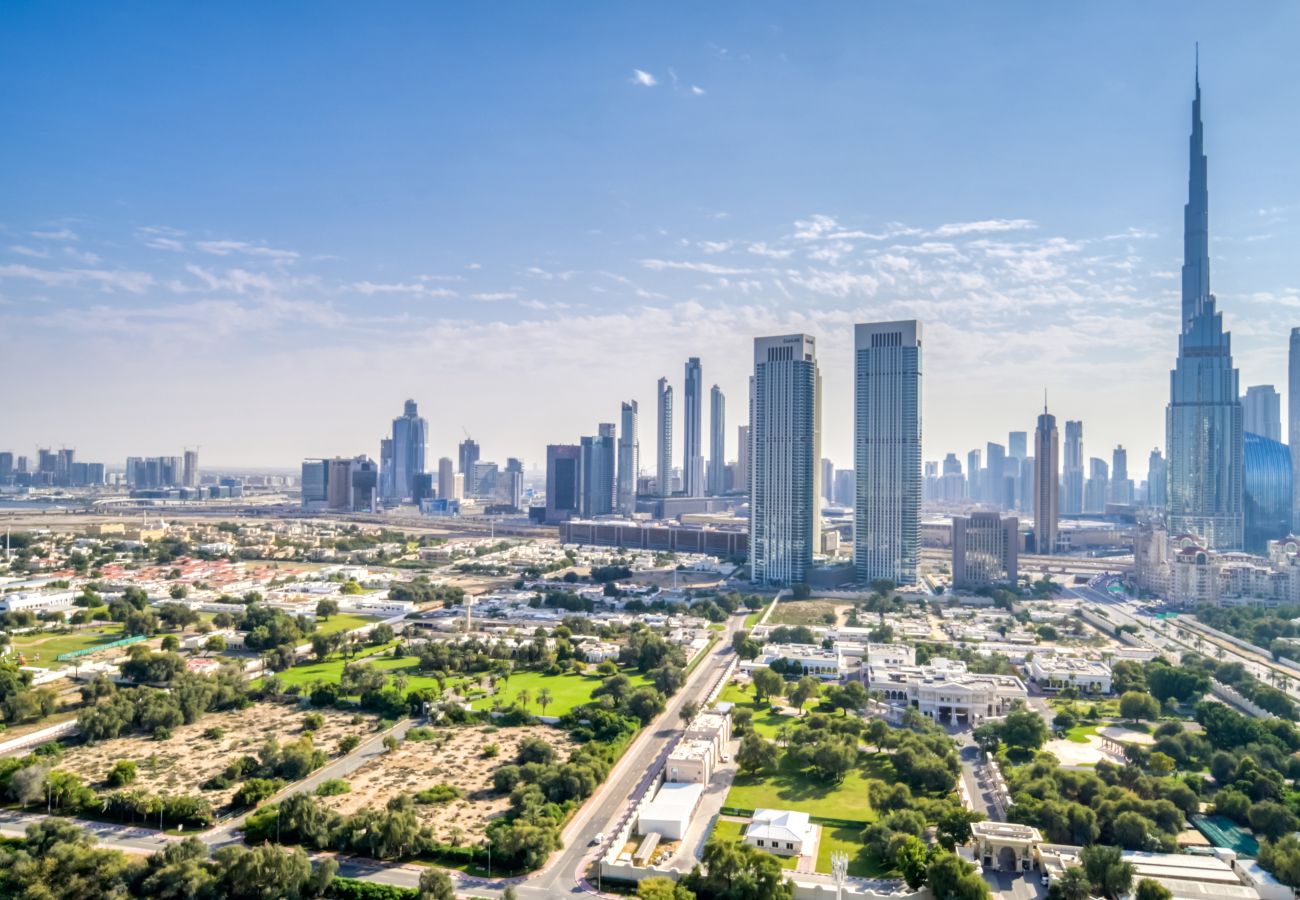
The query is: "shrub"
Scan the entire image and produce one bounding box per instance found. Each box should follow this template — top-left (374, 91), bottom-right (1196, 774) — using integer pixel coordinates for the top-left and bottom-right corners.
top-left (414, 784), bottom-right (463, 805)
top-left (339, 735), bottom-right (362, 753)
top-left (315, 779), bottom-right (351, 797)
top-left (106, 759), bottom-right (137, 787)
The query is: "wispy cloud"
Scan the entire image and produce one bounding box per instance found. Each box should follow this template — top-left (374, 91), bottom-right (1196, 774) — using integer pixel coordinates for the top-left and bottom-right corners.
top-left (0, 263), bottom-right (152, 293)
top-left (349, 281), bottom-right (456, 297)
top-left (640, 259), bottom-right (753, 275)
top-left (928, 218), bottom-right (1036, 237)
top-left (471, 291), bottom-right (518, 302)
top-left (30, 228), bottom-right (78, 241)
top-left (8, 245), bottom-right (49, 258)
top-left (630, 69), bottom-right (657, 87)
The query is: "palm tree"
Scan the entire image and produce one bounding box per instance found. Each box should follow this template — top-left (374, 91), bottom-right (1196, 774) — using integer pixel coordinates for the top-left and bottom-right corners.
top-left (537, 688), bottom-right (553, 717)
top-left (516, 688), bottom-right (531, 710)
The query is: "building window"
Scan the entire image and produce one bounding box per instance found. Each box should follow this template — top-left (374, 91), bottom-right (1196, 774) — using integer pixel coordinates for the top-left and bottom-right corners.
top-left (787, 842), bottom-right (794, 850)
top-left (757, 840), bottom-right (764, 847)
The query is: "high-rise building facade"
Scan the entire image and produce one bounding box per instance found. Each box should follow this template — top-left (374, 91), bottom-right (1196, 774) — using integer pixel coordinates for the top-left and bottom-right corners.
top-left (545, 444), bottom-right (581, 524)
top-left (985, 443), bottom-right (1006, 508)
top-left (1062, 420), bottom-right (1084, 515)
top-left (580, 424), bottom-right (617, 517)
top-left (1244, 433), bottom-right (1292, 552)
top-left (939, 453), bottom-right (964, 502)
top-left (391, 399), bottom-right (428, 502)
top-left (458, 439), bottom-right (480, 483)
top-left (379, 438), bottom-right (395, 500)
top-left (735, 425), bottom-right (750, 495)
top-left (820, 458), bottom-right (835, 504)
top-left (501, 458), bottom-right (525, 510)
top-left (1033, 406), bottom-right (1059, 555)
top-left (183, 450), bottom-right (200, 488)
top-left (617, 400), bottom-right (639, 514)
top-left (1008, 432), bottom-right (1027, 462)
top-left (1166, 67), bottom-right (1244, 550)
top-left (683, 358), bottom-right (704, 497)
top-left (708, 386), bottom-right (726, 496)
top-left (1147, 449), bottom-right (1168, 509)
top-left (854, 320), bottom-right (921, 585)
top-left (1291, 329), bottom-right (1300, 531)
top-left (1243, 385), bottom-right (1281, 443)
top-left (966, 450), bottom-right (981, 502)
top-left (656, 377), bottom-right (673, 497)
top-left (952, 512), bottom-right (1019, 589)
top-left (1110, 445), bottom-right (1134, 505)
top-left (834, 469), bottom-right (856, 507)
top-left (1085, 458), bottom-right (1110, 514)
top-left (750, 334), bottom-right (820, 586)
top-left (437, 457), bottom-right (458, 501)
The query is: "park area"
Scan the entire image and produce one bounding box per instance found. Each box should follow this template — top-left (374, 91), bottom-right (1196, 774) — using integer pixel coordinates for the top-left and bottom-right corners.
top-left (271, 645), bottom-right (654, 718)
top-left (767, 599), bottom-right (852, 628)
top-left (56, 702), bottom-right (374, 808)
top-left (314, 613), bottom-right (381, 636)
top-left (320, 724), bottom-right (578, 843)
top-left (11, 624), bottom-right (129, 669)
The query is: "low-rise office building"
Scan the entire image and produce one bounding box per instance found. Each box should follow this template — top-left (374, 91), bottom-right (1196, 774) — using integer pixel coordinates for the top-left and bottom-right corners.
top-left (867, 658), bottom-right (1027, 724)
top-left (741, 644), bottom-right (845, 680)
top-left (665, 738), bottom-right (715, 784)
top-left (744, 808), bottom-right (814, 857)
top-left (637, 781), bottom-right (704, 841)
top-left (1025, 655), bottom-right (1112, 694)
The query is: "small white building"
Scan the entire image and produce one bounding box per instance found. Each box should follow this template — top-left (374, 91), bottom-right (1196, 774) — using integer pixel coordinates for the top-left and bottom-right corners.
top-left (744, 808), bottom-right (814, 857)
top-left (638, 781), bottom-right (704, 841)
top-left (581, 642), bottom-right (621, 663)
top-left (666, 738), bottom-right (715, 784)
top-left (683, 709), bottom-right (732, 758)
top-left (741, 643), bottom-right (845, 679)
top-left (0, 591), bottom-right (76, 614)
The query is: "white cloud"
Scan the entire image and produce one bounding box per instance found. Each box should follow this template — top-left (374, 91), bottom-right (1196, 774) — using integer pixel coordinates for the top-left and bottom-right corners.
top-left (929, 218), bottom-right (1036, 237)
top-left (0, 263), bottom-right (152, 293)
top-left (350, 281), bottom-right (456, 298)
top-left (630, 69), bottom-right (657, 87)
top-left (698, 241), bottom-right (733, 254)
top-left (690, 85), bottom-right (706, 95)
top-left (8, 245), bottom-right (49, 258)
top-left (471, 291), bottom-right (518, 302)
top-left (747, 242), bottom-right (792, 260)
top-left (30, 228), bottom-right (78, 241)
top-left (640, 259), bottom-right (753, 275)
top-left (195, 240), bottom-right (299, 261)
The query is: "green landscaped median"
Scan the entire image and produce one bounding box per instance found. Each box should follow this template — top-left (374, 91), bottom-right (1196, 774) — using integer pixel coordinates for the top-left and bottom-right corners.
top-left (469, 669), bottom-right (655, 717)
top-left (11, 624), bottom-right (126, 669)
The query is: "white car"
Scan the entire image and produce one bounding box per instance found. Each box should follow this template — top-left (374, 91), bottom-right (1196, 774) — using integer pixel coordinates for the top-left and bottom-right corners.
top-left (591, 832), bottom-right (604, 846)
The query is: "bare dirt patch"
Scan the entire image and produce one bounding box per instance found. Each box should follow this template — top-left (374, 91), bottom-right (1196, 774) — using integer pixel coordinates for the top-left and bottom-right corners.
top-left (321, 725), bottom-right (578, 843)
top-left (57, 702), bottom-right (374, 808)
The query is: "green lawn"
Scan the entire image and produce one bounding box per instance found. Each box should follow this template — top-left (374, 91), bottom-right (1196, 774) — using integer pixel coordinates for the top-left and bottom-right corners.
top-left (708, 820), bottom-right (798, 870)
top-left (723, 753), bottom-right (891, 823)
top-left (314, 613), bottom-right (380, 636)
top-left (1062, 723), bottom-right (1099, 744)
top-left (717, 681), bottom-right (796, 740)
top-left (743, 602), bottom-right (772, 629)
top-left (816, 826), bottom-right (894, 878)
top-left (767, 600), bottom-right (850, 628)
top-left (11, 624), bottom-right (126, 668)
top-left (709, 818), bottom-right (891, 878)
top-left (469, 668), bottom-right (655, 717)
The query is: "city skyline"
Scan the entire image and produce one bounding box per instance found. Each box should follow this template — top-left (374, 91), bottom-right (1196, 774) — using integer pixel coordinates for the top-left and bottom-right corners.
top-left (3, 6), bottom-right (1300, 471)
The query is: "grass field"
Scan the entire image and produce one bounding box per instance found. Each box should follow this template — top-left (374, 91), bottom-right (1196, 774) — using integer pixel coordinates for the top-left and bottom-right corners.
top-left (709, 817), bottom-right (889, 877)
top-left (314, 613), bottom-right (380, 636)
top-left (743, 602), bottom-right (772, 629)
top-left (1063, 723), bottom-right (1099, 743)
top-left (717, 681), bottom-right (798, 740)
top-left (11, 624), bottom-right (126, 668)
top-left (767, 600), bottom-right (851, 628)
top-left (468, 668), bottom-right (655, 717)
top-left (723, 752), bottom-right (891, 822)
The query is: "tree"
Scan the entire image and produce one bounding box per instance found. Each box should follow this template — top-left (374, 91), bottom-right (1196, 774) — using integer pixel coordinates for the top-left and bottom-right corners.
top-left (866, 718), bottom-right (892, 753)
top-left (1259, 834), bottom-right (1300, 888)
top-left (627, 687), bottom-right (666, 724)
top-left (1134, 879), bottom-right (1174, 900)
top-left (894, 834), bottom-right (929, 890)
top-left (316, 598), bottom-right (340, 621)
top-left (1119, 691), bottom-right (1161, 723)
top-left (999, 703), bottom-right (1048, 752)
top-left (791, 583), bottom-right (812, 600)
top-left (1249, 801), bottom-right (1300, 842)
top-left (972, 722), bottom-right (1001, 754)
top-left (106, 759), bottom-right (137, 787)
top-left (1048, 867), bottom-right (1093, 900)
top-left (417, 867), bottom-right (456, 900)
top-left (537, 688), bottom-right (554, 717)
top-left (811, 739), bottom-right (856, 783)
top-left (927, 851), bottom-right (990, 900)
top-left (736, 733), bottom-right (779, 775)
top-left (750, 669), bottom-right (784, 704)
top-left (789, 676), bottom-right (821, 715)
top-left (1081, 844), bottom-right (1134, 900)
top-left (683, 839), bottom-right (792, 900)
top-left (638, 876), bottom-right (696, 900)
top-left (937, 806), bottom-right (984, 850)
top-left (204, 634), bottom-right (227, 654)
top-left (679, 701), bottom-right (700, 723)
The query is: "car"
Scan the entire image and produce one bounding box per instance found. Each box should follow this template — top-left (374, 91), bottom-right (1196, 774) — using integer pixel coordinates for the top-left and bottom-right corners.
top-left (591, 832), bottom-right (604, 846)
top-left (1040, 874), bottom-right (1050, 886)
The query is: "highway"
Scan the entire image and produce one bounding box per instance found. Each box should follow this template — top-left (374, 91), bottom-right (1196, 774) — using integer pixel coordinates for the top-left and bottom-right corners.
top-left (1071, 579), bottom-right (1300, 704)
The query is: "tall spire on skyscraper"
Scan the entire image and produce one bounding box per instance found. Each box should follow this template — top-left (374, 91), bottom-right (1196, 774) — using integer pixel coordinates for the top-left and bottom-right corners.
top-left (1181, 43), bottom-right (1210, 333)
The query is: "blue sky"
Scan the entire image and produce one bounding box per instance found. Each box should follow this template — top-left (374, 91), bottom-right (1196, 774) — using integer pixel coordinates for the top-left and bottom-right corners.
top-left (2, 2), bottom-right (1298, 473)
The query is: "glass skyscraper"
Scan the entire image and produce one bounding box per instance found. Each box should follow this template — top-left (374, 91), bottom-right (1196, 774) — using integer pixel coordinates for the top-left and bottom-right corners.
top-left (1165, 66), bottom-right (1244, 550)
top-left (854, 321), bottom-right (921, 585)
top-left (750, 334), bottom-right (820, 586)
top-left (1244, 433), bottom-right (1292, 553)
top-left (390, 399), bottom-right (428, 503)
top-left (683, 357), bottom-right (704, 497)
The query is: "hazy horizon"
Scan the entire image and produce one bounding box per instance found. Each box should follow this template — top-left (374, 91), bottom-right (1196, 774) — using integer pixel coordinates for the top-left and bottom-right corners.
top-left (3, 3), bottom-right (1299, 479)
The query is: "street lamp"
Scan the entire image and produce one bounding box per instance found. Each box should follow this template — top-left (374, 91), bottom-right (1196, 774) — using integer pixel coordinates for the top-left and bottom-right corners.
top-left (831, 849), bottom-right (849, 900)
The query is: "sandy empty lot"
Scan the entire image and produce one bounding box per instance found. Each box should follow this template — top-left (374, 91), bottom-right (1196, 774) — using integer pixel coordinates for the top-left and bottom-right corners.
top-left (57, 702), bottom-right (375, 808)
top-left (322, 725), bottom-right (577, 843)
